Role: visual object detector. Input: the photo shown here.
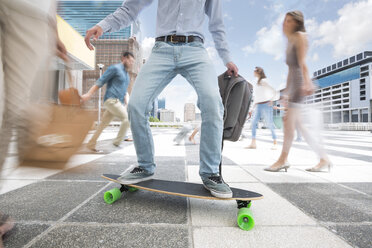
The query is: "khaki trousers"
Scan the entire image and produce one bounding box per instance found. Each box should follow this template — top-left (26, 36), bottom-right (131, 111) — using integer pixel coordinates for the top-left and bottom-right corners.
top-left (87, 98), bottom-right (130, 148)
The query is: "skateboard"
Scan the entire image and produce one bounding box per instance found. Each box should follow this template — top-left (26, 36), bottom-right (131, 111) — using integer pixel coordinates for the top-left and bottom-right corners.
top-left (102, 174), bottom-right (263, 231)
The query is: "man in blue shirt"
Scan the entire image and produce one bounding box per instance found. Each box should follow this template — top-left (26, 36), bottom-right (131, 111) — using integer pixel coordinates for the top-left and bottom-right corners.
top-left (85, 0), bottom-right (238, 198)
top-left (82, 52), bottom-right (134, 152)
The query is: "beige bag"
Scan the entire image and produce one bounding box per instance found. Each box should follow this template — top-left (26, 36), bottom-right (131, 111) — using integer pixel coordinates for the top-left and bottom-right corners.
top-left (20, 70), bottom-right (94, 168)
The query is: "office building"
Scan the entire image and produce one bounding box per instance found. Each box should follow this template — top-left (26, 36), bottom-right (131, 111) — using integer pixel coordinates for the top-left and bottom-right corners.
top-left (306, 51), bottom-right (372, 124)
top-left (159, 109), bottom-right (175, 122)
top-left (184, 103), bottom-right (196, 122)
top-left (158, 98), bottom-right (166, 109)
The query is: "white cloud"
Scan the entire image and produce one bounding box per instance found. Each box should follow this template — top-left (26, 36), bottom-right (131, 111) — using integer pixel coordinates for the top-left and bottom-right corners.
top-left (242, 0), bottom-right (372, 61)
top-left (223, 13), bottom-right (232, 21)
top-left (311, 0), bottom-right (372, 58)
top-left (242, 15), bottom-right (285, 60)
top-left (312, 53), bottom-right (319, 62)
top-left (140, 37), bottom-right (155, 61)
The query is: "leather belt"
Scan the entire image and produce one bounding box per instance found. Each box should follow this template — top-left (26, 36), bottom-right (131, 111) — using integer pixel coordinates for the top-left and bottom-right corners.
top-left (155, 35), bottom-right (204, 43)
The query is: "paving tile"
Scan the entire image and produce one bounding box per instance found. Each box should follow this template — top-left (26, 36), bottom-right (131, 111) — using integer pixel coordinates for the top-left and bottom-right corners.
top-left (187, 166), bottom-right (257, 183)
top-left (0, 181), bottom-right (106, 221)
top-left (66, 186), bottom-right (187, 225)
top-left (3, 223), bottom-right (50, 248)
top-left (0, 179), bottom-right (37, 194)
top-left (193, 226), bottom-right (352, 248)
top-left (312, 166), bottom-right (372, 183)
top-left (29, 225), bottom-right (189, 248)
top-left (47, 155), bottom-right (139, 181)
top-left (330, 224), bottom-right (372, 248)
top-left (341, 183), bottom-right (372, 195)
top-left (266, 183), bottom-right (372, 222)
top-left (185, 144), bottom-right (237, 166)
top-left (241, 166), bottom-right (328, 183)
top-left (190, 183), bottom-right (316, 227)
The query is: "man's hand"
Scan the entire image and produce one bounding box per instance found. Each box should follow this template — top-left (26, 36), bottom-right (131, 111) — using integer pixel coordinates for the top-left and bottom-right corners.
top-left (81, 93), bottom-right (91, 103)
top-left (248, 111), bottom-right (252, 118)
top-left (56, 37), bottom-right (68, 62)
top-left (85, 25), bottom-right (103, 50)
top-left (226, 62), bottom-right (238, 77)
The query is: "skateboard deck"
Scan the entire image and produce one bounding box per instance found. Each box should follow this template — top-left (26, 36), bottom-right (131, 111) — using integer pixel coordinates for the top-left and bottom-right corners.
top-left (102, 174), bottom-right (263, 201)
top-left (102, 174), bottom-right (263, 231)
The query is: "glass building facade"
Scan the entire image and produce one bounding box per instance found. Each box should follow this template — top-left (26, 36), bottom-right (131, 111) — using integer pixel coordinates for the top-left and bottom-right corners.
top-left (57, 1), bottom-right (131, 39)
top-left (314, 66), bottom-right (360, 88)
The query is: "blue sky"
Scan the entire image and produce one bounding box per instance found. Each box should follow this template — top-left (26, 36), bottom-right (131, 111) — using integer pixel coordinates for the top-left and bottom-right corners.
top-left (132, 0), bottom-right (372, 119)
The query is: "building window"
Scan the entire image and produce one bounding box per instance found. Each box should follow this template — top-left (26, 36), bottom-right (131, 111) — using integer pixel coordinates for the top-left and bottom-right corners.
top-left (357, 53), bottom-right (363, 60)
top-left (343, 111), bottom-right (350, 122)
top-left (322, 68), bottom-right (326, 73)
top-left (332, 64), bottom-right (337, 70)
top-left (361, 65), bottom-right (369, 72)
top-left (360, 72), bottom-right (369, 77)
top-left (318, 70), bottom-right (321, 75)
top-left (327, 66), bottom-right (331, 72)
top-left (350, 56), bottom-right (355, 63)
top-left (343, 59), bottom-right (349, 66)
top-left (337, 61), bottom-right (342, 68)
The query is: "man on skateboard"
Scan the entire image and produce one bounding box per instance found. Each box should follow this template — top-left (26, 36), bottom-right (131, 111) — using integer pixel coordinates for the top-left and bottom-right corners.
top-left (85, 0), bottom-right (238, 198)
top-left (82, 52), bottom-right (134, 152)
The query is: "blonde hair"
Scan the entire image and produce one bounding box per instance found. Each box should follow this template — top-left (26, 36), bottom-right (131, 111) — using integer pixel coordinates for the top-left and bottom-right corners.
top-left (286, 11), bottom-right (306, 33)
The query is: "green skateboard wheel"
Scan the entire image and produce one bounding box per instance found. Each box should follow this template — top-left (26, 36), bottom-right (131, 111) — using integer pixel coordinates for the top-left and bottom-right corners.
top-left (104, 188), bottom-right (122, 204)
top-left (247, 201), bottom-right (252, 208)
top-left (127, 186), bottom-right (138, 192)
top-left (237, 208), bottom-right (254, 231)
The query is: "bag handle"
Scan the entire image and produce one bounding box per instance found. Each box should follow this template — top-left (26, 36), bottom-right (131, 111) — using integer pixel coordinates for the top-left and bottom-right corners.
top-left (65, 63), bottom-right (74, 89)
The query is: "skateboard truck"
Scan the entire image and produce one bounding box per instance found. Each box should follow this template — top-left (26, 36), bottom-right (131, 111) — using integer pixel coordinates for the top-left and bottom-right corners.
top-left (236, 200), bottom-right (252, 209)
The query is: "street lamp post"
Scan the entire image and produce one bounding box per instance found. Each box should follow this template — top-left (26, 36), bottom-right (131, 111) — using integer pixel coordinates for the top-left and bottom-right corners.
top-left (97, 64), bottom-right (104, 125)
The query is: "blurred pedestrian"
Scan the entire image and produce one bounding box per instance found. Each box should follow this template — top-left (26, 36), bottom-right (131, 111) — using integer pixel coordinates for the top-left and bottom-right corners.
top-left (0, 0), bottom-right (67, 245)
top-left (246, 67), bottom-right (278, 150)
top-left (81, 52), bottom-right (134, 152)
top-left (265, 11), bottom-right (331, 172)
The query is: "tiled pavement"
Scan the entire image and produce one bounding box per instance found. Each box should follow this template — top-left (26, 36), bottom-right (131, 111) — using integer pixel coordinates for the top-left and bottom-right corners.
top-left (0, 127), bottom-right (371, 248)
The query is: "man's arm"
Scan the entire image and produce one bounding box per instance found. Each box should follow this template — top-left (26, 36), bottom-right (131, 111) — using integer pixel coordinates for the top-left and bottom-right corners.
top-left (124, 92), bottom-right (129, 106)
top-left (205, 0), bottom-right (238, 76)
top-left (85, 0), bottom-right (154, 50)
top-left (81, 66), bottom-right (115, 102)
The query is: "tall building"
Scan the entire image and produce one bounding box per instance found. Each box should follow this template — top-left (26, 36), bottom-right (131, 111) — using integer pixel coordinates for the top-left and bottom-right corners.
top-left (159, 109), bottom-right (175, 122)
top-left (150, 98), bottom-right (158, 118)
top-left (184, 103), bottom-right (196, 122)
top-left (158, 98), bottom-right (166, 109)
top-left (306, 51), bottom-right (372, 124)
top-left (57, 1), bottom-right (132, 39)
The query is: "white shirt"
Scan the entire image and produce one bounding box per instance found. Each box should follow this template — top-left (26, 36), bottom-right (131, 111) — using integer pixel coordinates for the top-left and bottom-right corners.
top-left (252, 78), bottom-right (279, 106)
top-left (97, 0), bottom-right (232, 64)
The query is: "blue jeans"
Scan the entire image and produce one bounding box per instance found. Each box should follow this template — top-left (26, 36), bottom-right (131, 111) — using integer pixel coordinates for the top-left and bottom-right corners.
top-left (251, 103), bottom-right (277, 140)
top-left (128, 41), bottom-right (224, 178)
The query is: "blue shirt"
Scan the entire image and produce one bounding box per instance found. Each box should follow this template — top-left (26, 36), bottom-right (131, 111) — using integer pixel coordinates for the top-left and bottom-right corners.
top-left (95, 63), bottom-right (129, 104)
top-left (97, 0), bottom-right (232, 65)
